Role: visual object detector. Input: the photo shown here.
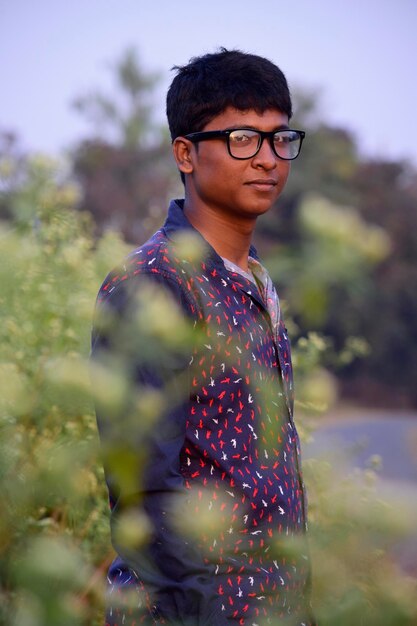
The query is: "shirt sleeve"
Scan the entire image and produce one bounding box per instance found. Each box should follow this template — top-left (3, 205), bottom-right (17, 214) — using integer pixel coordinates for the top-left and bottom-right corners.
top-left (91, 269), bottom-right (229, 626)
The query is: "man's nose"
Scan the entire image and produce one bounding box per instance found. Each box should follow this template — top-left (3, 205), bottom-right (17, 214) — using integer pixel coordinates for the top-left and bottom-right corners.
top-left (252, 137), bottom-right (277, 169)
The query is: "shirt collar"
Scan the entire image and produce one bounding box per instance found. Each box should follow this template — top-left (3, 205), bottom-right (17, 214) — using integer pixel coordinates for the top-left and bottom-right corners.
top-left (163, 199), bottom-right (259, 268)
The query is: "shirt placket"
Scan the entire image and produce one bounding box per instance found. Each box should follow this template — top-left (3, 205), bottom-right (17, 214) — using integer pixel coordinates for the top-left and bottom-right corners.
top-left (247, 260), bottom-right (308, 530)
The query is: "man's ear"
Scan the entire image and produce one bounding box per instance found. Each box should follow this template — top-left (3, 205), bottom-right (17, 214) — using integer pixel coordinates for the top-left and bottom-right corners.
top-left (172, 137), bottom-right (194, 176)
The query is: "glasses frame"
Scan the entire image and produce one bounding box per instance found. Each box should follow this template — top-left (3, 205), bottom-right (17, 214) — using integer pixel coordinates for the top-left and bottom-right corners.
top-left (183, 128), bottom-right (306, 161)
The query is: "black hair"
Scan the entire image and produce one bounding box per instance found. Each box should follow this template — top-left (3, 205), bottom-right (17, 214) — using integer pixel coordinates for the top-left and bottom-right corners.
top-left (166, 48), bottom-right (292, 141)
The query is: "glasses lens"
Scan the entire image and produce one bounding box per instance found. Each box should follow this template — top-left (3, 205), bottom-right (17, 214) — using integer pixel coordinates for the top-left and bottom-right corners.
top-left (228, 129), bottom-right (260, 158)
top-left (273, 130), bottom-right (301, 159)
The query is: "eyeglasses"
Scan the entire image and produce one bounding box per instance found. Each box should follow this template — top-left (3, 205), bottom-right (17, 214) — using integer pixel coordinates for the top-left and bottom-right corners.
top-left (183, 128), bottom-right (306, 161)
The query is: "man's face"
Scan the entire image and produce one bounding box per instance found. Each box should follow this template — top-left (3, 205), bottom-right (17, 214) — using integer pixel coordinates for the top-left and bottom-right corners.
top-left (185, 107), bottom-right (291, 221)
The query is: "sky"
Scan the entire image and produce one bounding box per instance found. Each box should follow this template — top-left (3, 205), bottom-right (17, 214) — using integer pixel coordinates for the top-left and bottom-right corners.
top-left (1, 0), bottom-right (417, 165)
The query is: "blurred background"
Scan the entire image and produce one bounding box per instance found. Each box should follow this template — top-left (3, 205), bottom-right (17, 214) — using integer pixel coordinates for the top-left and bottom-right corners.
top-left (1, 1), bottom-right (417, 625)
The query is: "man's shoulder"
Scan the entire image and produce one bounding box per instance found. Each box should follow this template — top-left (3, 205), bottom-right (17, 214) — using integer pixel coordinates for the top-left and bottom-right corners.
top-left (96, 228), bottom-right (192, 304)
top-left (98, 229), bottom-right (172, 300)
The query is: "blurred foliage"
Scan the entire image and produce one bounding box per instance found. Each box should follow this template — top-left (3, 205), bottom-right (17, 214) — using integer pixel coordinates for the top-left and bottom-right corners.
top-left (0, 152), bottom-right (130, 625)
top-left (1, 139), bottom-right (416, 626)
top-left (1, 51), bottom-right (417, 625)
top-left (303, 456), bottom-right (417, 625)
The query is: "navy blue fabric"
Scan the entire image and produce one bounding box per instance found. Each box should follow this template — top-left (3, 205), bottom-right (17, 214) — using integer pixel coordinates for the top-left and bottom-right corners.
top-left (92, 199), bottom-right (315, 625)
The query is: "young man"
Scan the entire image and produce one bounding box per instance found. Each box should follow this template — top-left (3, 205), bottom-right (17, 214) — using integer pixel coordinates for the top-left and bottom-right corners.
top-left (92, 49), bottom-right (315, 626)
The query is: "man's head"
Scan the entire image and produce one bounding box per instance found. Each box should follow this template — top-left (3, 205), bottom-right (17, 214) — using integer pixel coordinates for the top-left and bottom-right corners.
top-left (167, 49), bottom-right (302, 221)
top-left (166, 48), bottom-right (292, 141)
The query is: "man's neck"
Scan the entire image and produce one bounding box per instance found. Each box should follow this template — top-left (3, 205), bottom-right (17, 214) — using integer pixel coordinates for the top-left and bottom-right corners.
top-left (183, 201), bottom-right (255, 273)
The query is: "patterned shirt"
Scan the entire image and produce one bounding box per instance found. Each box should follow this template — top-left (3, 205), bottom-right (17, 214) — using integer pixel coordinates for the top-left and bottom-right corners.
top-left (92, 199), bottom-right (315, 626)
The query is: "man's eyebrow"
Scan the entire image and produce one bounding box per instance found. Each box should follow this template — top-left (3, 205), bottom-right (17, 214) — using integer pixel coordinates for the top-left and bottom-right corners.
top-left (275, 124), bottom-right (290, 131)
top-left (224, 124), bottom-right (291, 131)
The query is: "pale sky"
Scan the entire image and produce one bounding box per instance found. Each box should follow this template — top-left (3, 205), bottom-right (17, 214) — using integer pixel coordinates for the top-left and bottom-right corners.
top-left (1, 0), bottom-right (416, 165)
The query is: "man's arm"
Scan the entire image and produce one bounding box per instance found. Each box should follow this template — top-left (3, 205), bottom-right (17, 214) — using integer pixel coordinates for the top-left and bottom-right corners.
top-left (91, 271), bottom-right (228, 625)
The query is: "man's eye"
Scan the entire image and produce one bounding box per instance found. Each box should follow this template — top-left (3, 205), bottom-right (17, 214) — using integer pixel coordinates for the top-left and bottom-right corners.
top-left (230, 132), bottom-right (254, 143)
top-left (274, 132), bottom-right (294, 144)
top-left (274, 134), bottom-right (289, 144)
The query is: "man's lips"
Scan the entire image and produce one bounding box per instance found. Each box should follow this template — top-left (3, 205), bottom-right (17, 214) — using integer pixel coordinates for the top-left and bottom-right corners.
top-left (245, 179), bottom-right (278, 191)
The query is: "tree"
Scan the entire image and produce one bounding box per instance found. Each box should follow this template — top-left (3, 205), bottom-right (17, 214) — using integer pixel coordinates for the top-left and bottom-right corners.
top-left (340, 159), bottom-right (417, 406)
top-left (254, 89), bottom-right (417, 408)
top-left (72, 48), bottom-right (179, 243)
